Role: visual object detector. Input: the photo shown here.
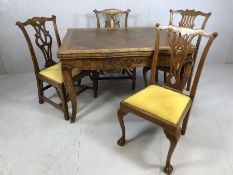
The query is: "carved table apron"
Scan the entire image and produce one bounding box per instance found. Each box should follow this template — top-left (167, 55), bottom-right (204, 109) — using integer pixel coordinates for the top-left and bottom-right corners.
top-left (58, 27), bottom-right (171, 122)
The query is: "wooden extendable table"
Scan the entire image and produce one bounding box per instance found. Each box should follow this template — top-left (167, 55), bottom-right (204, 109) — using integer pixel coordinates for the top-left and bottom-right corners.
top-left (58, 27), bottom-right (171, 122)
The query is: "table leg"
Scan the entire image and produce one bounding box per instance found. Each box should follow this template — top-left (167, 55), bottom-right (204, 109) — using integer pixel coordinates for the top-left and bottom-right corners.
top-left (62, 65), bottom-right (77, 123)
top-left (92, 70), bottom-right (98, 98)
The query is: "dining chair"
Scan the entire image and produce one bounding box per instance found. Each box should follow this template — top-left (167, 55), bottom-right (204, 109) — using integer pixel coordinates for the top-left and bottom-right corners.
top-left (16, 15), bottom-right (92, 121)
top-left (93, 9), bottom-right (136, 90)
top-left (143, 9), bottom-right (211, 90)
top-left (117, 24), bottom-right (217, 174)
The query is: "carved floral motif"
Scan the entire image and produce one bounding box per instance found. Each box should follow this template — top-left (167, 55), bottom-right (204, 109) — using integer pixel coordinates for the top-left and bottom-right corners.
top-left (103, 57), bottom-right (150, 67)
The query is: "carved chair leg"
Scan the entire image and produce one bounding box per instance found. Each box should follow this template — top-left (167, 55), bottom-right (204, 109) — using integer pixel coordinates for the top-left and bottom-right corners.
top-left (163, 128), bottom-right (181, 175)
top-left (117, 109), bottom-right (128, 146)
top-left (181, 108), bottom-right (191, 135)
top-left (132, 68), bottom-right (136, 90)
top-left (57, 85), bottom-right (69, 121)
top-left (92, 70), bottom-right (98, 98)
top-left (37, 79), bottom-right (44, 104)
top-left (143, 67), bottom-right (148, 87)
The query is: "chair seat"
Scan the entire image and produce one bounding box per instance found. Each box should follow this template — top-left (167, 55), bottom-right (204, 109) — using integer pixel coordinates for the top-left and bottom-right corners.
top-left (124, 85), bottom-right (191, 124)
top-left (39, 62), bottom-right (81, 83)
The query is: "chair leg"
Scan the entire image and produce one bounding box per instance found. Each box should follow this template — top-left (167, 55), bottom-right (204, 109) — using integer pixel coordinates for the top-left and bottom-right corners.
top-left (100, 70), bottom-right (104, 75)
top-left (92, 70), bottom-right (98, 98)
top-left (57, 85), bottom-right (69, 121)
top-left (89, 74), bottom-right (93, 81)
top-left (132, 68), bottom-right (136, 90)
top-left (181, 108), bottom-right (191, 135)
top-left (163, 71), bottom-right (167, 83)
top-left (163, 128), bottom-right (181, 175)
top-left (122, 69), bottom-right (126, 75)
top-left (117, 109), bottom-right (128, 146)
top-left (37, 79), bottom-right (44, 104)
top-left (143, 67), bottom-right (148, 87)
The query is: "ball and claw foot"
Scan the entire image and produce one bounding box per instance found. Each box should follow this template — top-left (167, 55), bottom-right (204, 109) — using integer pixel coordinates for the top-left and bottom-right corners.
top-left (117, 137), bottom-right (125, 146)
top-left (164, 164), bottom-right (173, 175)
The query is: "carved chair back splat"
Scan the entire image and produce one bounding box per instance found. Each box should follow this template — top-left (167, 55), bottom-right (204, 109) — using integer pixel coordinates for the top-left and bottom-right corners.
top-left (93, 9), bottom-right (131, 28)
top-left (16, 15), bottom-right (61, 74)
top-left (169, 9), bottom-right (211, 55)
top-left (150, 25), bottom-right (217, 98)
top-left (117, 24), bottom-right (218, 174)
top-left (169, 9), bottom-right (211, 90)
top-left (143, 9), bottom-right (211, 89)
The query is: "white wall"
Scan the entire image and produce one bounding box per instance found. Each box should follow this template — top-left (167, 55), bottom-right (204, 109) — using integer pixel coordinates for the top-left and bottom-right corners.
top-left (0, 53), bottom-right (7, 74)
top-left (226, 38), bottom-right (233, 64)
top-left (0, 0), bottom-right (232, 73)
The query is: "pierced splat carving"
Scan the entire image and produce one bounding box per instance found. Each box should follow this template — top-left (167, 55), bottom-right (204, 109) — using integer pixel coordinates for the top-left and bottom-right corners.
top-left (177, 10), bottom-right (197, 28)
top-left (32, 21), bottom-right (55, 68)
top-left (166, 9), bottom-right (212, 91)
top-left (167, 10), bottom-right (211, 90)
top-left (16, 16), bottom-right (61, 73)
top-left (165, 31), bottom-right (195, 90)
top-left (143, 9), bottom-right (211, 89)
top-left (93, 9), bottom-right (131, 28)
top-left (169, 9), bottom-right (211, 29)
top-left (150, 25), bottom-right (217, 93)
top-left (179, 14), bottom-right (196, 28)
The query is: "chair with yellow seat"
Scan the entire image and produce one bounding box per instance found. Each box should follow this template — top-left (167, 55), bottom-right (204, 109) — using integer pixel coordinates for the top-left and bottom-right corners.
top-left (143, 9), bottom-right (211, 90)
top-left (16, 15), bottom-right (92, 121)
top-left (117, 24), bottom-right (217, 174)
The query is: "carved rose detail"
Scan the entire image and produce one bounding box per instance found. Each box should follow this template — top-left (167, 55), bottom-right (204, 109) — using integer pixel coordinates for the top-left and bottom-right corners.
top-left (103, 58), bottom-right (150, 67)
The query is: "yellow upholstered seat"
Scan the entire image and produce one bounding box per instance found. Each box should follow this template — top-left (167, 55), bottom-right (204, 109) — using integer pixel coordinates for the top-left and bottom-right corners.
top-left (39, 62), bottom-right (81, 83)
top-left (124, 85), bottom-right (191, 124)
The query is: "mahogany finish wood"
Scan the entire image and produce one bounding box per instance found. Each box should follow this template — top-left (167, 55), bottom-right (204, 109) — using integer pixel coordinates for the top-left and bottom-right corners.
top-left (143, 9), bottom-right (211, 89)
top-left (58, 27), bottom-right (174, 122)
top-left (117, 25), bottom-right (218, 174)
top-left (16, 15), bottom-right (92, 121)
top-left (93, 9), bottom-right (136, 90)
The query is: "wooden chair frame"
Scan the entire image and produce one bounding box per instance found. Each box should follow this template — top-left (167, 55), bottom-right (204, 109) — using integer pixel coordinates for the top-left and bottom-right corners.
top-left (93, 9), bottom-right (136, 91)
top-left (117, 24), bottom-right (218, 174)
top-left (143, 9), bottom-right (211, 90)
top-left (93, 9), bottom-right (130, 28)
top-left (16, 15), bottom-right (91, 121)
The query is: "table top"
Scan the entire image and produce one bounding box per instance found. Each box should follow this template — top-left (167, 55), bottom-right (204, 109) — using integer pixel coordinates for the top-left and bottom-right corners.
top-left (58, 27), bottom-right (170, 59)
